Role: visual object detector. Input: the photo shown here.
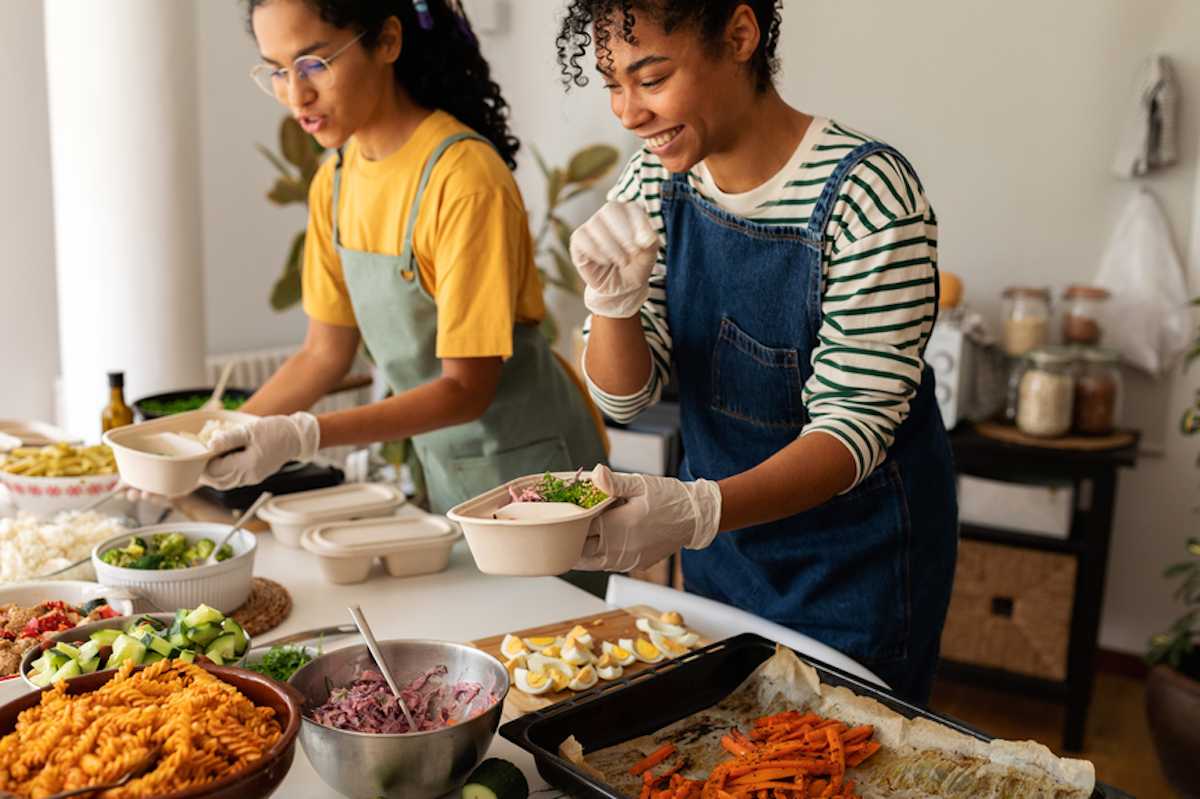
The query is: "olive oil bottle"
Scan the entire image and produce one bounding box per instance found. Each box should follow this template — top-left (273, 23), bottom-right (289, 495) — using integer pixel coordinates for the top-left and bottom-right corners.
top-left (101, 371), bottom-right (134, 433)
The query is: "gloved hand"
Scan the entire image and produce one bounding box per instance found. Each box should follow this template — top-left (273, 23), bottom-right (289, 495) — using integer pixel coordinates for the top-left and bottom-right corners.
top-left (569, 201), bottom-right (660, 319)
top-left (200, 412), bottom-right (320, 490)
top-left (576, 464), bottom-right (722, 572)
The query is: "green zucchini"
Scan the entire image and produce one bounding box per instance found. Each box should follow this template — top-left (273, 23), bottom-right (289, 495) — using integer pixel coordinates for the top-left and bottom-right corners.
top-left (462, 758), bottom-right (528, 799)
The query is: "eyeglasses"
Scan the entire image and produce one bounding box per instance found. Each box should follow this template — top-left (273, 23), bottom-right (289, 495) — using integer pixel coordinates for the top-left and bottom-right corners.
top-left (250, 32), bottom-right (365, 101)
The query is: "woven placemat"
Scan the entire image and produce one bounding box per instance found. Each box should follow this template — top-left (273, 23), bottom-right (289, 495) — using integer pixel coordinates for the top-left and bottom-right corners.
top-left (230, 577), bottom-right (292, 637)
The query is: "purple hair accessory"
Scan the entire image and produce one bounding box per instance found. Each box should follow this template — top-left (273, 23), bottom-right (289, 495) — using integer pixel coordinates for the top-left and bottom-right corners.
top-left (413, 0), bottom-right (434, 30)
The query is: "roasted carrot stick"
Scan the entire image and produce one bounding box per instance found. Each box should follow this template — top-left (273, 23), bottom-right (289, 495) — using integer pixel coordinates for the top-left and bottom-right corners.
top-left (631, 743), bottom-right (679, 776)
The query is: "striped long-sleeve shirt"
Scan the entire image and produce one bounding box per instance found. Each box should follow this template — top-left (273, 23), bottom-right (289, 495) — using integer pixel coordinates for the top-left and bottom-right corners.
top-left (583, 118), bottom-right (939, 488)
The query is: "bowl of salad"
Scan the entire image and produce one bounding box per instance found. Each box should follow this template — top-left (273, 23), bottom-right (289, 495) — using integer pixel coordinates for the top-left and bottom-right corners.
top-left (132, 387), bottom-right (252, 421)
top-left (19, 603), bottom-right (251, 689)
top-left (447, 471), bottom-right (616, 576)
top-left (92, 522), bottom-right (257, 614)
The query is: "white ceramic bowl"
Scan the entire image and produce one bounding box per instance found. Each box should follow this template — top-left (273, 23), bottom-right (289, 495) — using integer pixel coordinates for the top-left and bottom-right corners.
top-left (446, 472), bottom-right (617, 576)
top-left (102, 409), bottom-right (257, 497)
top-left (91, 522), bottom-right (256, 614)
top-left (0, 472), bottom-right (120, 518)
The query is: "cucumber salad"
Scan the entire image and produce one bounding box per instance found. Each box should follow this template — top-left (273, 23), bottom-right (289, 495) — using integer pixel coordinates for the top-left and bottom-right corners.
top-left (26, 603), bottom-right (248, 688)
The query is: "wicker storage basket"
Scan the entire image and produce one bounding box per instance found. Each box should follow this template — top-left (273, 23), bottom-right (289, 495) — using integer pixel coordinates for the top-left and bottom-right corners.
top-left (940, 539), bottom-right (1076, 680)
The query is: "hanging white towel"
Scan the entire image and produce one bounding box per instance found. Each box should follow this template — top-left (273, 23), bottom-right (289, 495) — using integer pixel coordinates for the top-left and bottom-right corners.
top-left (1112, 55), bottom-right (1179, 178)
top-left (1093, 188), bottom-right (1190, 376)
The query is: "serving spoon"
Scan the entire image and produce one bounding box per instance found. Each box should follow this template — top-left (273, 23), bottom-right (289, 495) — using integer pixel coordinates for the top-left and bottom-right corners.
top-left (347, 605), bottom-right (418, 733)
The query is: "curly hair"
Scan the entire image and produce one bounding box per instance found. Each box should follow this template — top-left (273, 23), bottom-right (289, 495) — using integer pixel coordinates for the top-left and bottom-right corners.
top-left (246, 0), bottom-right (520, 169)
top-left (557, 0), bottom-right (782, 92)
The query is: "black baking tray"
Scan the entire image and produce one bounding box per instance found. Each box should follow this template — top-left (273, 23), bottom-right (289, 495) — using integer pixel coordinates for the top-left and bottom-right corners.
top-left (500, 633), bottom-right (1133, 799)
top-left (194, 462), bottom-right (344, 508)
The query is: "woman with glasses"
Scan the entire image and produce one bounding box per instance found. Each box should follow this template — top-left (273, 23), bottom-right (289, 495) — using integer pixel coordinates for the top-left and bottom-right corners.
top-left (202, 0), bottom-right (607, 513)
top-left (556, 0), bottom-right (957, 705)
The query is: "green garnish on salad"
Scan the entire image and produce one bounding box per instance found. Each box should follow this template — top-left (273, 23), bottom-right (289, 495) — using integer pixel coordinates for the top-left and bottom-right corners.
top-left (509, 471), bottom-right (608, 509)
top-left (244, 645), bottom-right (313, 682)
top-left (100, 533), bottom-right (233, 570)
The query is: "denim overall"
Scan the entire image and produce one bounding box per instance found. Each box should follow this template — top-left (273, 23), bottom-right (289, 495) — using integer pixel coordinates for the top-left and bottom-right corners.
top-left (666, 142), bottom-right (958, 703)
top-left (334, 132), bottom-right (606, 514)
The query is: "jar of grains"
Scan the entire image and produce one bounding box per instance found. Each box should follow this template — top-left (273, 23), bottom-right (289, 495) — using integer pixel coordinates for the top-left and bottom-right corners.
top-left (1061, 285), bottom-right (1110, 346)
top-left (1017, 347), bottom-right (1075, 437)
top-left (1073, 348), bottom-right (1122, 435)
top-left (1002, 287), bottom-right (1051, 357)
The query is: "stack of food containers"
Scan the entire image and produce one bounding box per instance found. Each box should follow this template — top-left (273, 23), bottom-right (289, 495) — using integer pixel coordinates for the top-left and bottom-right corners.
top-left (256, 483), bottom-right (460, 584)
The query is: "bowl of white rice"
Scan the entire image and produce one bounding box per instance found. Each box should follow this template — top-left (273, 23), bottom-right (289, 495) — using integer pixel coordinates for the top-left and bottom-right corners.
top-left (0, 511), bottom-right (131, 583)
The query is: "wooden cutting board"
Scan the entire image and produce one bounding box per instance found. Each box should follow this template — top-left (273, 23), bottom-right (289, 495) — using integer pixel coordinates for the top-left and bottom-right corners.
top-left (471, 605), bottom-right (710, 717)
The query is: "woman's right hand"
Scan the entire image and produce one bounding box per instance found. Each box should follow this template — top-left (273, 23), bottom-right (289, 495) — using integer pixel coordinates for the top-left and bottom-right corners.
top-left (569, 201), bottom-right (660, 319)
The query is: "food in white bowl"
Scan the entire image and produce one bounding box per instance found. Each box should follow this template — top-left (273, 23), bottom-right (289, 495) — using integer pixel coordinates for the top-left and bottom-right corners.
top-left (102, 409), bottom-right (257, 496)
top-left (0, 511), bottom-right (130, 583)
top-left (447, 471), bottom-right (617, 576)
top-left (0, 443), bottom-right (120, 517)
top-left (92, 522), bottom-right (256, 613)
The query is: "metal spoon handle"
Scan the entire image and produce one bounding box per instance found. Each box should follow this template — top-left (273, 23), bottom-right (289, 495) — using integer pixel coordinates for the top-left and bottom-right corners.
top-left (347, 605), bottom-right (418, 732)
top-left (207, 492), bottom-right (272, 564)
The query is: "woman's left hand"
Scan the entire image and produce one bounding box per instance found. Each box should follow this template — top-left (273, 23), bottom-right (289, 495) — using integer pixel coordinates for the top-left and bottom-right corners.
top-left (576, 465), bottom-right (722, 572)
top-left (200, 412), bottom-right (321, 490)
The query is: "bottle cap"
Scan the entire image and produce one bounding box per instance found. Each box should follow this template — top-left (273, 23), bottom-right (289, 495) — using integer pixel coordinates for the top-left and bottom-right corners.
top-left (107, 371), bottom-right (125, 389)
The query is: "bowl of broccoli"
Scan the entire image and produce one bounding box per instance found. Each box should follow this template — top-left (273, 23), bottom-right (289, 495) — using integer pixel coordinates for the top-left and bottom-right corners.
top-left (91, 522), bottom-right (257, 614)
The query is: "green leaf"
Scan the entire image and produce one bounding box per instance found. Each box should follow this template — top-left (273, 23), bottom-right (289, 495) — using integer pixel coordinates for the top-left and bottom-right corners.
top-left (268, 177), bottom-right (308, 206)
top-left (531, 146), bottom-right (552, 181)
top-left (566, 144), bottom-right (619, 185)
top-left (560, 185), bottom-right (593, 205)
top-left (280, 116), bottom-right (310, 168)
top-left (1165, 562), bottom-right (1196, 578)
top-left (551, 246), bottom-right (581, 295)
top-left (1188, 537), bottom-right (1200, 557)
top-left (552, 216), bottom-right (573, 259)
top-left (269, 232), bottom-right (306, 311)
top-left (547, 168), bottom-right (566, 209)
top-left (255, 143), bottom-right (295, 180)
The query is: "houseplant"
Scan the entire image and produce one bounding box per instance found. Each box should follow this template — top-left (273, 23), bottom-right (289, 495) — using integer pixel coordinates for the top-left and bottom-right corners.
top-left (1144, 338), bottom-right (1200, 795)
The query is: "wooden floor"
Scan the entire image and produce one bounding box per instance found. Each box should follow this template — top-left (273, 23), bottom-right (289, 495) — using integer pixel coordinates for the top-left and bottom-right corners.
top-left (930, 671), bottom-right (1177, 798)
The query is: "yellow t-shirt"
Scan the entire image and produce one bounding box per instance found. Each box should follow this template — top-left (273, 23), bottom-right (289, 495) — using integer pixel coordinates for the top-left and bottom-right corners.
top-left (301, 110), bottom-right (545, 358)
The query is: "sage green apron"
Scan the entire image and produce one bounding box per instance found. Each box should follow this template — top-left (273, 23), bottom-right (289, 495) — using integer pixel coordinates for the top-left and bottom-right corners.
top-left (334, 132), bottom-right (606, 513)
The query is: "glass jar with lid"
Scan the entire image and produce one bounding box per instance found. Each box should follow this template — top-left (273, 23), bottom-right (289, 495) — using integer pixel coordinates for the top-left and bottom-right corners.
top-left (1062, 285), bottom-right (1110, 346)
top-left (1016, 347), bottom-right (1075, 437)
top-left (1002, 287), bottom-right (1051, 357)
top-left (1073, 348), bottom-right (1122, 435)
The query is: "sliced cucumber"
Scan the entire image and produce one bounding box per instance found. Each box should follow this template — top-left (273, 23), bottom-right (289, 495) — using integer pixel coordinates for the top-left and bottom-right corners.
top-left (148, 634), bottom-right (173, 657)
top-left (79, 657), bottom-right (100, 674)
top-left (462, 758), bottom-right (529, 799)
top-left (206, 650), bottom-right (225, 666)
top-left (205, 634), bottom-right (239, 663)
top-left (184, 604), bottom-right (223, 628)
top-left (177, 650), bottom-right (196, 664)
top-left (188, 623), bottom-right (222, 647)
top-left (143, 652), bottom-right (165, 665)
top-left (49, 659), bottom-right (81, 684)
top-left (90, 629), bottom-right (121, 646)
top-left (77, 639), bottom-right (101, 663)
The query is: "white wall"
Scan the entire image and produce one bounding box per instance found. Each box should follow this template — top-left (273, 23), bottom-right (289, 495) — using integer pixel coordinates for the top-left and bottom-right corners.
top-left (0, 3), bottom-right (57, 422)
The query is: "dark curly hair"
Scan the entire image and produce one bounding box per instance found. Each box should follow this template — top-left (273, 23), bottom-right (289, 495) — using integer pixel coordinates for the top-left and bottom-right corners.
top-left (246, 0), bottom-right (520, 169)
top-left (557, 0), bottom-right (782, 92)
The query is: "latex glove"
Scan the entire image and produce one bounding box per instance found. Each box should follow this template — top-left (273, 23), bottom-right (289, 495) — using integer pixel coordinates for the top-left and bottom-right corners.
top-left (200, 412), bottom-right (320, 490)
top-left (569, 201), bottom-right (660, 319)
top-left (576, 464), bottom-right (722, 572)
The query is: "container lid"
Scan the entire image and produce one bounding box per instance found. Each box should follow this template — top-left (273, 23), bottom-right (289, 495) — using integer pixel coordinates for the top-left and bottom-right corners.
top-left (1025, 346), bottom-right (1075, 367)
top-left (1002, 286), bottom-right (1050, 300)
top-left (1062, 284), bottom-right (1111, 300)
top-left (302, 514), bottom-right (458, 558)
top-left (258, 483), bottom-right (406, 525)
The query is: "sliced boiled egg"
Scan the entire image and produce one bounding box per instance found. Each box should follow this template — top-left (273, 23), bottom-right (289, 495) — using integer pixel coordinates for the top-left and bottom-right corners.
top-left (560, 640), bottom-right (593, 666)
top-left (603, 640), bottom-right (636, 667)
top-left (503, 654), bottom-right (527, 681)
top-left (514, 668), bottom-right (553, 695)
top-left (540, 644), bottom-right (562, 659)
top-left (636, 617), bottom-right (687, 639)
top-left (500, 634), bottom-right (528, 660)
top-left (595, 654), bottom-right (624, 681)
top-left (565, 624), bottom-right (594, 648)
top-left (649, 630), bottom-right (689, 658)
top-left (625, 637), bottom-right (664, 664)
top-left (568, 664), bottom-right (599, 691)
top-left (524, 635), bottom-right (559, 650)
top-left (672, 630), bottom-right (700, 647)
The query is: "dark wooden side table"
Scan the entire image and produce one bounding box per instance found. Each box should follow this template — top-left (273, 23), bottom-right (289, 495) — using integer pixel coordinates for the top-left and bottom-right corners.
top-left (940, 424), bottom-right (1139, 752)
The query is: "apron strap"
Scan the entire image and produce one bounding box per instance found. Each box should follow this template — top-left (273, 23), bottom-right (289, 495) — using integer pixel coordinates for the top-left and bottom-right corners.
top-left (332, 147), bottom-right (346, 248)
top-left (400, 132), bottom-right (492, 271)
top-left (806, 141), bottom-right (920, 242)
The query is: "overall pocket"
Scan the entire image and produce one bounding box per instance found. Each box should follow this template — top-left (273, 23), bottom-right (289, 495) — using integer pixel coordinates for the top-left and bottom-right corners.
top-left (710, 317), bottom-right (807, 429)
top-left (430, 436), bottom-right (572, 514)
